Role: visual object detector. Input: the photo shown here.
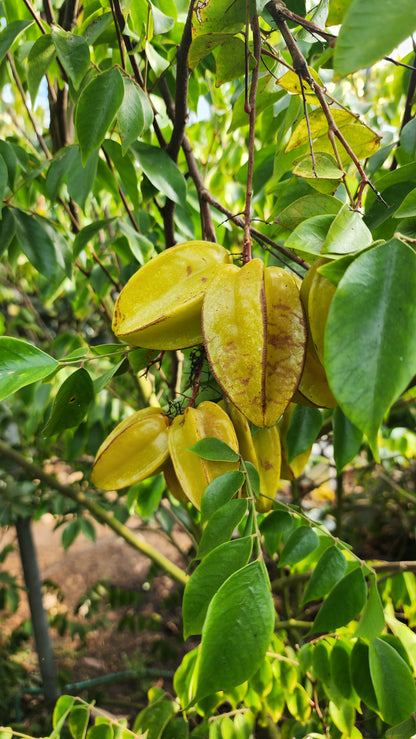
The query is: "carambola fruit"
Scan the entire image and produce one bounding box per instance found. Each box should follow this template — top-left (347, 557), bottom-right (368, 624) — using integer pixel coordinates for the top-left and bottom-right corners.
top-left (91, 407), bottom-right (170, 490)
top-left (112, 240), bottom-right (232, 349)
top-left (278, 403), bottom-right (312, 480)
top-left (300, 258), bottom-right (336, 367)
top-left (168, 400), bottom-right (239, 510)
top-left (202, 259), bottom-right (307, 428)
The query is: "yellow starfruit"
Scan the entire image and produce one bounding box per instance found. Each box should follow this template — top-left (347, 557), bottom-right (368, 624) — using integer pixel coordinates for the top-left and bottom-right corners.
top-left (278, 403), bottom-right (312, 480)
top-left (300, 258), bottom-right (336, 366)
top-left (112, 241), bottom-right (232, 350)
top-left (295, 348), bottom-right (337, 409)
top-left (91, 407), bottom-right (170, 490)
top-left (202, 259), bottom-right (307, 428)
top-left (162, 457), bottom-right (189, 504)
top-left (168, 400), bottom-right (240, 510)
top-left (220, 400), bottom-right (281, 512)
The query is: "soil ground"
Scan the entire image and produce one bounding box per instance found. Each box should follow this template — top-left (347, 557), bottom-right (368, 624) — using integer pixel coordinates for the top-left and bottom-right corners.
top-left (2, 513), bottom-right (192, 730)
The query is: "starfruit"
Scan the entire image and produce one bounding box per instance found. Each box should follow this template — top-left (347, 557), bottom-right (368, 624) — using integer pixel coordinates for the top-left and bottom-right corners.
top-left (221, 400), bottom-right (281, 513)
top-left (202, 259), bottom-right (307, 428)
top-left (162, 457), bottom-right (189, 504)
top-left (91, 407), bottom-right (170, 490)
top-left (295, 347), bottom-right (337, 409)
top-left (278, 403), bottom-right (312, 480)
top-left (168, 400), bottom-right (240, 510)
top-left (112, 241), bottom-right (232, 349)
top-left (300, 258), bottom-right (336, 367)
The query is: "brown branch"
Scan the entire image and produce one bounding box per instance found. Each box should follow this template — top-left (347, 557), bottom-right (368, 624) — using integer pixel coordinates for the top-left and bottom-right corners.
top-left (6, 53), bottom-right (51, 159)
top-left (242, 11), bottom-right (262, 262)
top-left (101, 146), bottom-right (141, 232)
top-left (166, 0), bottom-right (196, 162)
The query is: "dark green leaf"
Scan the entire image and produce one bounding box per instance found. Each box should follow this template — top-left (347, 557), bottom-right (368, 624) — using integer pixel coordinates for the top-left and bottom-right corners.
top-left (133, 694), bottom-right (174, 738)
top-left (42, 368), bottom-right (94, 436)
top-left (400, 118), bottom-right (416, 159)
top-left (118, 77), bottom-right (146, 154)
top-left (52, 28), bottom-right (90, 90)
top-left (197, 499), bottom-right (248, 558)
top-left (333, 406), bottom-right (363, 474)
top-left (355, 578), bottom-right (385, 639)
top-left (27, 34), bottom-right (56, 105)
top-left (369, 638), bottom-right (416, 725)
top-left (0, 337), bottom-right (58, 402)
top-left (200, 470), bottom-right (245, 523)
top-left (302, 546), bottom-right (347, 604)
top-left (330, 641), bottom-right (352, 699)
top-left (132, 142), bottom-right (187, 206)
top-left (351, 640), bottom-right (378, 711)
top-left (86, 725), bottom-right (113, 739)
top-left (11, 208), bottom-right (59, 277)
top-left (188, 437), bottom-right (240, 462)
top-left (285, 214), bottom-right (335, 258)
top-left (67, 705), bottom-right (89, 739)
top-left (311, 567), bottom-right (367, 634)
top-left (93, 360), bottom-right (125, 394)
top-left (286, 405), bottom-right (322, 463)
top-left (0, 207), bottom-right (16, 258)
top-left (386, 716), bottom-right (416, 739)
top-left (260, 510), bottom-right (295, 555)
top-left (245, 460), bottom-right (260, 498)
top-left (62, 520), bottom-right (82, 552)
top-left (67, 147), bottom-right (99, 211)
top-left (334, 0), bottom-right (416, 77)
top-left (73, 218), bottom-right (117, 258)
top-left (0, 20), bottom-right (33, 66)
top-left (325, 239), bottom-right (416, 457)
top-left (393, 187), bottom-right (416, 219)
top-left (195, 560), bottom-right (275, 701)
top-left (102, 140), bottom-right (139, 210)
top-left (75, 68), bottom-right (124, 164)
top-left (0, 156), bottom-right (9, 216)
top-left (183, 537), bottom-right (253, 638)
top-left (279, 526), bottom-right (319, 566)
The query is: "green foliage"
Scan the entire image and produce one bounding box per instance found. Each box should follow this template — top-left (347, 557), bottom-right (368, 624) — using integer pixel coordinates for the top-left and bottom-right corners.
top-left (1, 0), bottom-right (416, 736)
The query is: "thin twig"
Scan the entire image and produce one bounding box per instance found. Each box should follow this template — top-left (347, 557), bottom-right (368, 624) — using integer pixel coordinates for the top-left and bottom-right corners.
top-left (242, 11), bottom-right (262, 262)
top-left (7, 53), bottom-right (51, 159)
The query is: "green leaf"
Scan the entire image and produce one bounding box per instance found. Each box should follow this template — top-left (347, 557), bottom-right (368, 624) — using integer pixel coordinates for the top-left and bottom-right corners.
top-left (245, 460), bottom-right (260, 497)
top-left (42, 368), bottom-right (94, 436)
top-left (188, 437), bottom-right (240, 462)
top-left (67, 704), bottom-right (89, 739)
top-left (27, 34), bottom-right (56, 105)
top-left (259, 510), bottom-right (295, 556)
top-left (11, 208), bottom-right (59, 277)
top-left (351, 639), bottom-right (378, 711)
top-left (73, 218), bottom-right (117, 258)
top-left (322, 204), bottom-right (373, 255)
top-left (355, 578), bottom-right (385, 639)
top-left (216, 36), bottom-right (254, 85)
top-left (0, 337), bottom-right (58, 402)
top-left (52, 695), bottom-right (75, 731)
top-left (334, 0), bottom-right (416, 77)
top-left (133, 694), bottom-right (174, 738)
top-left (400, 118), bottom-right (416, 159)
top-left (197, 499), bottom-right (248, 558)
top-left (200, 470), bottom-right (245, 523)
top-left (52, 28), bottom-right (90, 90)
top-left (189, 32), bottom-right (232, 69)
top-left (369, 637), bottom-right (416, 725)
top-left (276, 193), bottom-right (342, 232)
top-left (75, 68), bottom-right (124, 164)
top-left (102, 140), bottom-right (139, 210)
top-left (0, 20), bottom-right (33, 66)
top-left (333, 406), bottom-right (363, 474)
top-left (285, 214), bottom-right (335, 258)
top-left (195, 560), bottom-right (275, 701)
top-left (150, 1), bottom-right (175, 34)
top-left (192, 0), bottom-right (254, 36)
top-left (279, 526), bottom-right (319, 566)
top-left (386, 615), bottom-right (416, 674)
top-left (118, 77), bottom-right (146, 155)
top-left (62, 519), bottom-right (82, 551)
top-left (132, 142), bottom-right (187, 206)
top-left (285, 405), bottom-right (322, 463)
top-left (293, 153), bottom-right (344, 180)
top-left (0, 155), bottom-right (8, 216)
top-left (86, 725), bottom-right (113, 739)
top-left (67, 147), bottom-right (99, 212)
top-left (311, 567), bottom-right (367, 634)
top-left (330, 640), bottom-right (353, 699)
top-left (183, 537), bottom-right (253, 638)
top-left (386, 716), bottom-right (416, 739)
top-left (325, 239), bottom-right (416, 457)
top-left (0, 207), bottom-right (16, 258)
top-left (393, 187), bottom-right (416, 219)
top-left (302, 546), bottom-right (347, 604)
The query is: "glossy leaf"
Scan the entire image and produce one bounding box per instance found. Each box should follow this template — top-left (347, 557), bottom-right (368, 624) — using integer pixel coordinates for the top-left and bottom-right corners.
top-left (195, 560), bottom-right (275, 700)
top-left (400, 118), bottom-right (416, 158)
top-left (200, 470), bottom-right (245, 523)
top-left (285, 214), bottom-right (335, 258)
top-left (132, 142), bottom-right (187, 206)
top-left (386, 716), bottom-right (416, 739)
top-left (325, 240), bottom-right (416, 457)
top-left (334, 0), bottom-right (416, 77)
top-left (333, 406), bottom-right (363, 473)
top-left (27, 34), bottom-right (56, 104)
top-left (393, 187), bottom-right (416, 219)
top-left (369, 637), bottom-right (416, 725)
top-left (302, 546), bottom-right (347, 604)
top-left (0, 20), bottom-right (32, 66)
top-left (118, 78), bottom-right (146, 154)
top-left (52, 28), bottom-right (90, 90)
top-left (351, 640), bottom-right (378, 711)
top-left (260, 510), bottom-right (295, 556)
top-left (183, 537), bottom-right (253, 638)
top-left (330, 640), bottom-right (353, 699)
top-left (293, 153), bottom-right (344, 180)
top-left (276, 193), bottom-right (342, 231)
top-left (133, 693), bottom-right (174, 738)
top-left (197, 499), bottom-right (248, 558)
top-left (67, 705), bottom-right (89, 739)
top-left (42, 368), bottom-right (94, 436)
top-left (191, 0), bottom-right (254, 36)
top-left (75, 68), bottom-right (124, 164)
top-left (216, 36), bottom-right (255, 86)
top-left (311, 567), bottom-right (367, 634)
top-left (188, 437), bottom-right (240, 462)
top-left (67, 147), bottom-right (99, 211)
top-left (285, 405), bottom-right (322, 463)
top-left (279, 526), bottom-right (319, 566)
top-left (0, 337), bottom-right (58, 402)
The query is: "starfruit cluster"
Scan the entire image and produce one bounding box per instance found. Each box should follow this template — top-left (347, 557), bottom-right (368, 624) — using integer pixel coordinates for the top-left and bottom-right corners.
top-left (92, 241), bottom-right (338, 509)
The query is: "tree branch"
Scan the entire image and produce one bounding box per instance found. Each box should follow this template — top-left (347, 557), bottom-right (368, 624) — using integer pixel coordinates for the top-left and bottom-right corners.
top-left (0, 440), bottom-right (189, 587)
